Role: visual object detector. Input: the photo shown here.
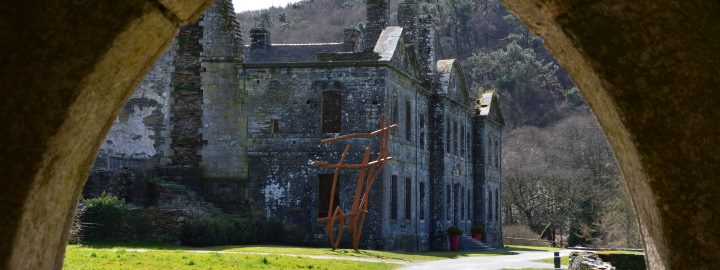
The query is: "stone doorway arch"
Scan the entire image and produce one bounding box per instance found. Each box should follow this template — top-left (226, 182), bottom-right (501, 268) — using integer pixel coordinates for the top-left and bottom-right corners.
top-left (0, 0), bottom-right (718, 269)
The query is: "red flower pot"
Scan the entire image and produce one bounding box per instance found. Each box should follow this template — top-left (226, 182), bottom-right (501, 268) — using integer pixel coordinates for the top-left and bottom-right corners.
top-left (449, 234), bottom-right (460, 251)
top-left (472, 233), bottom-right (482, 241)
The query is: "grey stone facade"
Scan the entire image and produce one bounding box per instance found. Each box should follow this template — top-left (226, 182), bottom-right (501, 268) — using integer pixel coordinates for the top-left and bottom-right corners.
top-left (89, 0), bottom-right (504, 251)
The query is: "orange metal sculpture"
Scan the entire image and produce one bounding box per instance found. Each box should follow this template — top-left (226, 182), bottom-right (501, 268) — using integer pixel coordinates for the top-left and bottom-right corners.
top-left (313, 116), bottom-right (397, 250)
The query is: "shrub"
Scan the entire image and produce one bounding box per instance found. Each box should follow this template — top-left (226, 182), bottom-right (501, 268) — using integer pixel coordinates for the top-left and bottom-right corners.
top-left (471, 225), bottom-right (485, 234)
top-left (80, 193), bottom-right (129, 241)
top-left (181, 205), bottom-right (287, 246)
top-left (447, 226), bottom-right (463, 235)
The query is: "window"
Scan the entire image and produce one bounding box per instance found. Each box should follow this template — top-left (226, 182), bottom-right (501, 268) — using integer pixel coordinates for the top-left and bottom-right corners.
top-left (467, 188), bottom-right (471, 219)
top-left (461, 125), bottom-right (465, 156)
top-left (446, 184), bottom-right (451, 221)
top-left (487, 190), bottom-right (493, 222)
top-left (405, 178), bottom-right (412, 220)
top-left (453, 121), bottom-right (458, 154)
top-left (446, 119), bottom-right (451, 153)
top-left (391, 175), bottom-right (398, 221)
top-left (461, 187), bottom-right (465, 220)
top-left (321, 91), bottom-right (341, 133)
top-left (495, 140), bottom-right (500, 168)
top-left (318, 174), bottom-right (340, 218)
top-left (495, 188), bottom-right (500, 222)
top-left (419, 114), bottom-right (426, 148)
top-left (391, 95), bottom-right (398, 125)
top-left (486, 140), bottom-right (491, 164)
top-left (270, 119), bottom-right (279, 134)
top-left (405, 100), bottom-right (412, 141)
top-left (419, 182), bottom-right (425, 221)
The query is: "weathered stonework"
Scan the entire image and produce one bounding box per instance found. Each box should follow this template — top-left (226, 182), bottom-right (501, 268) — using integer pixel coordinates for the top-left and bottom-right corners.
top-left (91, 0), bottom-right (504, 251)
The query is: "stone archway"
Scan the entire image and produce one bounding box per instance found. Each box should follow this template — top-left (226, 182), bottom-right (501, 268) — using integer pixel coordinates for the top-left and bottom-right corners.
top-left (500, 1), bottom-right (720, 269)
top-left (0, 1), bottom-right (213, 269)
top-left (0, 0), bottom-right (718, 269)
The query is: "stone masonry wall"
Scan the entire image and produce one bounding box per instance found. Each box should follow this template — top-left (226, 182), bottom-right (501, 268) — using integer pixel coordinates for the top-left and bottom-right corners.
top-left (397, 0), bottom-right (419, 50)
top-left (95, 48), bottom-right (175, 169)
top-left (199, 0), bottom-right (247, 179)
top-left (366, 0), bottom-right (389, 51)
top-left (170, 21), bottom-right (204, 167)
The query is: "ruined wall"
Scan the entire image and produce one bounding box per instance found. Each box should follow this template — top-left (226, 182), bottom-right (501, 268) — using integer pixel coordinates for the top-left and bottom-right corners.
top-left (199, 0), bottom-right (247, 179)
top-left (241, 61), bottom-right (436, 250)
top-left (242, 64), bottom-right (387, 246)
top-left (95, 48), bottom-right (175, 169)
top-left (170, 21), bottom-right (204, 167)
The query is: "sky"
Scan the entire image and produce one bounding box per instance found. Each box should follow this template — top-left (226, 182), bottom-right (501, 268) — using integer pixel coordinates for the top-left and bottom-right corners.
top-left (232, 0), bottom-right (304, 12)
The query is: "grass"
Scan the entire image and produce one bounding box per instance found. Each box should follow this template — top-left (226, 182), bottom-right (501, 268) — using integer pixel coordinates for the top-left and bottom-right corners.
top-left (503, 245), bottom-right (561, 252)
top-left (534, 255), bottom-right (569, 265)
top-left (73, 242), bottom-right (512, 262)
top-left (64, 245), bottom-right (398, 270)
top-left (597, 250), bottom-right (644, 255)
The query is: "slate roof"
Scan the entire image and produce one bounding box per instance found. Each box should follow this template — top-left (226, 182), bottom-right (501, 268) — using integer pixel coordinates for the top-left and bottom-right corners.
top-left (244, 43), bottom-right (353, 63)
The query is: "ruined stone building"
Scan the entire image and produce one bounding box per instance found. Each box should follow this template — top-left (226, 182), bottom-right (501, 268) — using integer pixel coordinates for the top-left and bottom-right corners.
top-left (89, 0), bottom-right (504, 251)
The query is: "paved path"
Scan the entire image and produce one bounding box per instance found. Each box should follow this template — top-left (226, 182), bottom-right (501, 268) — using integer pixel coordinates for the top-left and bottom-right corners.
top-left (400, 250), bottom-right (572, 270)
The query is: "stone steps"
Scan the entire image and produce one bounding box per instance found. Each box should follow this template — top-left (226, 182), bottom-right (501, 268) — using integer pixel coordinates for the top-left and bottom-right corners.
top-left (459, 235), bottom-right (495, 251)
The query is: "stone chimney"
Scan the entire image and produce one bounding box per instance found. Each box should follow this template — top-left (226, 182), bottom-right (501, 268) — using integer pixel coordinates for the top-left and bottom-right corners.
top-left (343, 28), bottom-right (364, 52)
top-left (365, 0), bottom-right (389, 51)
top-left (250, 27), bottom-right (271, 49)
top-left (398, 0), bottom-right (419, 50)
top-left (417, 14), bottom-right (437, 83)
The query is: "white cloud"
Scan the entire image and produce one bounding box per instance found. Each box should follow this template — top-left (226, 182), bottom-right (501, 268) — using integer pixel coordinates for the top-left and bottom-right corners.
top-left (232, 0), bottom-right (304, 12)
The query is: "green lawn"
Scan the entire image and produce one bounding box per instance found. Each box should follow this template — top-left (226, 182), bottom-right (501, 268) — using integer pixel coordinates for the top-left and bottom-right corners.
top-left (65, 242), bottom-right (515, 269)
top-left (503, 245), bottom-right (561, 252)
top-left (534, 255), bottom-right (569, 265)
top-left (64, 245), bottom-right (398, 270)
top-left (72, 242), bottom-right (511, 262)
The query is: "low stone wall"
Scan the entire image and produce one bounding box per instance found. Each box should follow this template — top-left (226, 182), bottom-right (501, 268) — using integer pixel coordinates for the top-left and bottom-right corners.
top-left (569, 251), bottom-right (616, 270)
top-left (598, 253), bottom-right (646, 270)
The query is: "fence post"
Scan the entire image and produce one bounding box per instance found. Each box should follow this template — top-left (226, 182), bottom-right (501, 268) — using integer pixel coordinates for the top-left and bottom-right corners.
top-left (554, 251), bottom-right (562, 270)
